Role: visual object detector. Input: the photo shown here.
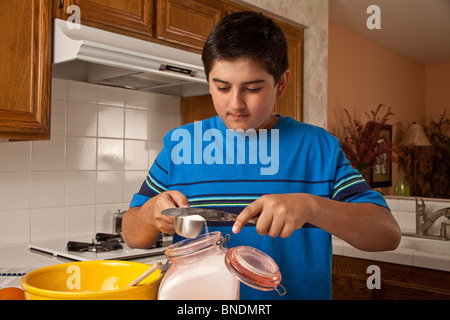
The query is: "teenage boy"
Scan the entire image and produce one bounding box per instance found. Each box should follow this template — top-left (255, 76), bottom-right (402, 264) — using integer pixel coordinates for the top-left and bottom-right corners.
top-left (122, 11), bottom-right (401, 299)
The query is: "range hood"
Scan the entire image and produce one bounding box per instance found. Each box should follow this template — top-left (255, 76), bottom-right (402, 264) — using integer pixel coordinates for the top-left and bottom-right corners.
top-left (52, 19), bottom-right (209, 97)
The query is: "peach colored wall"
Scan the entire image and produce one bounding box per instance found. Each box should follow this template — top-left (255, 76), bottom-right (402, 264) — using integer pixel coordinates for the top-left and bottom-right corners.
top-left (327, 22), bottom-right (425, 143)
top-left (327, 22), bottom-right (431, 195)
top-left (426, 62), bottom-right (450, 120)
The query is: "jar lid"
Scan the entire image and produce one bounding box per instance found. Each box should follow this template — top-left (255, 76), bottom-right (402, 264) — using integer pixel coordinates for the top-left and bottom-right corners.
top-left (225, 246), bottom-right (285, 295)
top-left (165, 231), bottom-right (222, 258)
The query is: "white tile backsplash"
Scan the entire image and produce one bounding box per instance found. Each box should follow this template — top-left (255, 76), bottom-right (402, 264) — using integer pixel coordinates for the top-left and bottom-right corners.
top-left (65, 205), bottom-right (96, 239)
top-left (30, 207), bottom-right (65, 242)
top-left (149, 110), bottom-right (173, 140)
top-left (98, 86), bottom-right (125, 107)
top-left (125, 90), bottom-right (150, 109)
top-left (0, 141), bottom-right (31, 172)
top-left (65, 171), bottom-right (97, 206)
top-left (66, 137), bottom-right (97, 170)
top-left (123, 171), bottom-right (148, 204)
top-left (0, 78), bottom-right (181, 246)
top-left (0, 172), bottom-right (31, 211)
top-left (148, 92), bottom-right (180, 112)
top-left (51, 77), bottom-right (68, 100)
top-left (96, 171), bottom-right (124, 204)
top-left (97, 138), bottom-right (124, 171)
top-left (124, 140), bottom-right (150, 170)
top-left (396, 198), bottom-right (417, 212)
top-left (50, 99), bottom-right (67, 136)
top-left (149, 141), bottom-right (164, 163)
top-left (68, 81), bottom-right (97, 103)
top-left (30, 171), bottom-right (65, 208)
top-left (31, 136), bottom-right (66, 171)
top-left (0, 210), bottom-right (30, 245)
top-left (67, 102), bottom-right (98, 137)
top-left (98, 105), bottom-right (124, 138)
top-left (125, 108), bottom-right (149, 140)
top-left (95, 204), bottom-right (122, 233)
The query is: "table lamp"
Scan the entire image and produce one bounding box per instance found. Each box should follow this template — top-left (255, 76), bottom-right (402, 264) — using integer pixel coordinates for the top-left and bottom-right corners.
top-left (400, 123), bottom-right (431, 195)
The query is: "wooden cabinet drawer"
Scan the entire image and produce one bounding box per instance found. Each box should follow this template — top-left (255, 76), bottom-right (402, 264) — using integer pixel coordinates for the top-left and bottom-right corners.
top-left (332, 255), bottom-right (450, 300)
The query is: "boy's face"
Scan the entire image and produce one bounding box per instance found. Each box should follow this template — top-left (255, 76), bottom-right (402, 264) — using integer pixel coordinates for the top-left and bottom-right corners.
top-left (208, 58), bottom-right (289, 131)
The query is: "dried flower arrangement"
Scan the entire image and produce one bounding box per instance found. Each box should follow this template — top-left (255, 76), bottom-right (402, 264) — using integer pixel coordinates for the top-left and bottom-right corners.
top-left (341, 104), bottom-right (399, 172)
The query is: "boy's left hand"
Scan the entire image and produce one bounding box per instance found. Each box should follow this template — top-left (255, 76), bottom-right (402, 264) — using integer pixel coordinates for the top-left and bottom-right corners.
top-left (232, 193), bottom-right (315, 238)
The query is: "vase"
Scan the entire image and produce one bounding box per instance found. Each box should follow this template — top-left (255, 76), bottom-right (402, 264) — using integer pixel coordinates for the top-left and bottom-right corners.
top-left (394, 172), bottom-right (410, 196)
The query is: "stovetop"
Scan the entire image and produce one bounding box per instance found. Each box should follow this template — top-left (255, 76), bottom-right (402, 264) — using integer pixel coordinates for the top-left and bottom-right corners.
top-left (28, 233), bottom-right (170, 261)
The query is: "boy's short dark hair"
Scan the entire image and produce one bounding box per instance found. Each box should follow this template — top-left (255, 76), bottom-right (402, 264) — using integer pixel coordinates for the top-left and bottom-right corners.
top-left (202, 11), bottom-right (289, 85)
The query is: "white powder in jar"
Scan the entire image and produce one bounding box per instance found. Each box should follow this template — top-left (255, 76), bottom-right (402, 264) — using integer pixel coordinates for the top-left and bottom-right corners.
top-left (158, 250), bottom-right (239, 300)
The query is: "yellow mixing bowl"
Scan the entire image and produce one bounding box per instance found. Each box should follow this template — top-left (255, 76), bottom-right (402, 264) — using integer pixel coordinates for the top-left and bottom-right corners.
top-left (21, 260), bottom-right (162, 300)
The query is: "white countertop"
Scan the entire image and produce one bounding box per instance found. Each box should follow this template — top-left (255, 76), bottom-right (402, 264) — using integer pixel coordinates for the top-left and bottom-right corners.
top-left (332, 234), bottom-right (450, 272)
top-left (1, 234), bottom-right (449, 289)
top-left (2, 236), bottom-right (449, 272)
top-left (0, 244), bottom-right (166, 268)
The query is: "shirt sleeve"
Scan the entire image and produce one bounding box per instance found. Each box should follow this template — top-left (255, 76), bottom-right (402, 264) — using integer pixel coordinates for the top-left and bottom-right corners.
top-left (331, 142), bottom-right (389, 210)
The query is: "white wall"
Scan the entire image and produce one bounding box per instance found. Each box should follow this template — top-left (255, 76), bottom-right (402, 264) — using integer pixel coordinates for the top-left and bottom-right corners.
top-left (0, 78), bottom-right (180, 246)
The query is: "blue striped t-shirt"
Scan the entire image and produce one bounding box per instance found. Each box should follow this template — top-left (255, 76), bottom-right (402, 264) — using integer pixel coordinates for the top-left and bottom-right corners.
top-left (130, 115), bottom-right (389, 300)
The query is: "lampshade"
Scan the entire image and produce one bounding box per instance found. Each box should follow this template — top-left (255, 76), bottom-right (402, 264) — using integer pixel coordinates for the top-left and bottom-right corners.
top-left (401, 123), bottom-right (431, 146)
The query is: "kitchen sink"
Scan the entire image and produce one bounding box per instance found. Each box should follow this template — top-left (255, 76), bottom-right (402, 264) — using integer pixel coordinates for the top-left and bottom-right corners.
top-left (399, 236), bottom-right (450, 255)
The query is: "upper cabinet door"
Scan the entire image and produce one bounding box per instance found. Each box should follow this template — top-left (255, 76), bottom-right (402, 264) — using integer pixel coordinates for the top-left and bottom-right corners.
top-left (0, 0), bottom-right (52, 140)
top-left (59, 0), bottom-right (154, 39)
top-left (155, 0), bottom-right (221, 52)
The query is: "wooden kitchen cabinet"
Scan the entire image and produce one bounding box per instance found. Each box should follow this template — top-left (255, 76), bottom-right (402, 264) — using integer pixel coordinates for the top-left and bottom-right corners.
top-left (55, 0), bottom-right (154, 40)
top-left (54, 0), bottom-right (222, 52)
top-left (0, 0), bottom-right (52, 140)
top-left (180, 95), bottom-right (215, 125)
top-left (0, 0), bottom-right (303, 140)
top-left (332, 255), bottom-right (450, 300)
top-left (155, 0), bottom-right (222, 52)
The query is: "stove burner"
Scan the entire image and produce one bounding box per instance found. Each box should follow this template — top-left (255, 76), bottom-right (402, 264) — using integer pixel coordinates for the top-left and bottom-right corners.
top-left (66, 233), bottom-right (124, 253)
top-left (66, 232), bottom-right (166, 253)
top-left (95, 232), bottom-right (123, 243)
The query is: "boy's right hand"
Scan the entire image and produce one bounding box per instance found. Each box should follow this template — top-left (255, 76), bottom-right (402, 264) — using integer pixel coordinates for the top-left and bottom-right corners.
top-left (122, 190), bottom-right (189, 248)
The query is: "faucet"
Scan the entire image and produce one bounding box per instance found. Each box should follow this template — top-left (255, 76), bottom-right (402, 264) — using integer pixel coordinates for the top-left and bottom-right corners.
top-left (415, 197), bottom-right (426, 235)
top-left (416, 197), bottom-right (450, 239)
